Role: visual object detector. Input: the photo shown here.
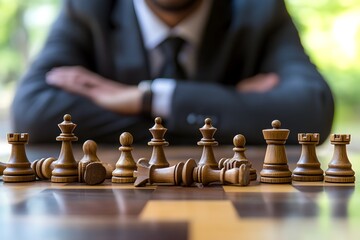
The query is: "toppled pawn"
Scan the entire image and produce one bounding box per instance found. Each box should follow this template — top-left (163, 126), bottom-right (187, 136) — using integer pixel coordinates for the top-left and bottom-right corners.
top-left (51, 114), bottom-right (79, 183)
top-left (78, 140), bottom-right (106, 185)
top-left (147, 117), bottom-right (170, 168)
top-left (292, 133), bottom-right (324, 181)
top-left (182, 158), bottom-right (250, 187)
top-left (3, 133), bottom-right (36, 182)
top-left (221, 134), bottom-right (257, 181)
top-left (133, 159), bottom-right (184, 187)
top-left (112, 132), bottom-right (137, 183)
top-left (260, 120), bottom-right (292, 184)
top-left (31, 157), bottom-right (57, 180)
top-left (197, 118), bottom-right (219, 168)
top-left (325, 134), bottom-right (355, 183)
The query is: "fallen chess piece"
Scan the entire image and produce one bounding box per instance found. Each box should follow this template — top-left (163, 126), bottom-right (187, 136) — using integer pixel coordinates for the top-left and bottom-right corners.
top-left (133, 158), bottom-right (184, 187)
top-left (182, 158), bottom-right (250, 187)
top-left (32, 157), bottom-right (57, 180)
top-left (0, 162), bottom-right (6, 175)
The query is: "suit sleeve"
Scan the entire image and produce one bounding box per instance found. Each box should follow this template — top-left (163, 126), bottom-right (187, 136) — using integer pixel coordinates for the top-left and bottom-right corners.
top-left (11, 1), bottom-right (150, 143)
top-left (166, 1), bottom-right (334, 145)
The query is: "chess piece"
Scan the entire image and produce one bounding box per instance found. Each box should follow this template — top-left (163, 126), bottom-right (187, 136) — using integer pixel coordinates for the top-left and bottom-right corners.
top-left (292, 133), bottom-right (324, 181)
top-left (325, 134), bottom-right (355, 183)
top-left (225, 134), bottom-right (257, 181)
top-left (197, 118), bottom-right (218, 168)
top-left (182, 158), bottom-right (250, 186)
top-left (0, 162), bottom-right (6, 175)
top-left (260, 120), bottom-right (292, 183)
top-left (133, 159), bottom-right (184, 187)
top-left (31, 157), bottom-right (56, 180)
top-left (2, 133), bottom-right (36, 182)
top-left (78, 140), bottom-right (106, 185)
top-left (147, 117), bottom-right (170, 168)
top-left (51, 114), bottom-right (79, 183)
top-left (112, 132), bottom-right (137, 183)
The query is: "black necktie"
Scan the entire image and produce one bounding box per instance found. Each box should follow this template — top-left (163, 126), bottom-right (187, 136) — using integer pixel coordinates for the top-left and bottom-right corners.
top-left (158, 36), bottom-right (187, 79)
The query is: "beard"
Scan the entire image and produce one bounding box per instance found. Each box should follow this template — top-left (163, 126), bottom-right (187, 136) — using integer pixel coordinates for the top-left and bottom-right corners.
top-left (149, 0), bottom-right (201, 12)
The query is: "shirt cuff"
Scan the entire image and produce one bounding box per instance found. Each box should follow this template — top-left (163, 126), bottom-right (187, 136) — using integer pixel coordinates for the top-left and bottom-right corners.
top-left (151, 78), bottom-right (176, 119)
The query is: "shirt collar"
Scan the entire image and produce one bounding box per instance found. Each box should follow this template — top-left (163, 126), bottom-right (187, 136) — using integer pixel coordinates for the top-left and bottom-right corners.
top-left (133, 0), bottom-right (212, 50)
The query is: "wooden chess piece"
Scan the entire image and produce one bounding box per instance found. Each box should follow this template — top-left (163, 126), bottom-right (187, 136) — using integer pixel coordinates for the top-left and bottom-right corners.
top-left (260, 120), bottom-right (292, 184)
top-left (51, 114), bottom-right (79, 183)
top-left (133, 159), bottom-right (183, 187)
top-left (0, 162), bottom-right (6, 175)
top-left (292, 133), bottom-right (324, 181)
top-left (112, 132), bottom-right (137, 183)
top-left (78, 140), bottom-right (106, 185)
top-left (325, 134), bottom-right (355, 183)
top-left (226, 134), bottom-right (257, 181)
top-left (182, 158), bottom-right (250, 186)
top-left (197, 118), bottom-right (218, 168)
top-left (31, 157), bottom-right (56, 180)
top-left (147, 117), bottom-right (170, 168)
top-left (2, 133), bottom-right (36, 182)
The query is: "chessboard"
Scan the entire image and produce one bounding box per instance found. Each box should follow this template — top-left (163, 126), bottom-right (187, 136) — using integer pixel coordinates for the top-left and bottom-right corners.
top-left (1, 144), bottom-right (359, 240)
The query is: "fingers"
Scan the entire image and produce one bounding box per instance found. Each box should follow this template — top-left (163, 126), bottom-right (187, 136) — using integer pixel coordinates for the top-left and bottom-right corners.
top-left (236, 73), bottom-right (279, 93)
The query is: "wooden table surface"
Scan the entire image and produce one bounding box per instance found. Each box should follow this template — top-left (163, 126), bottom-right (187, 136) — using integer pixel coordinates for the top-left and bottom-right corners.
top-left (1, 144), bottom-right (359, 240)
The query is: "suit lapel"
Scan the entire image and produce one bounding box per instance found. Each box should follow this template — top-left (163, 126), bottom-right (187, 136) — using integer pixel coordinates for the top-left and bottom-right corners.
top-left (195, 0), bottom-right (249, 83)
top-left (110, 1), bottom-right (150, 84)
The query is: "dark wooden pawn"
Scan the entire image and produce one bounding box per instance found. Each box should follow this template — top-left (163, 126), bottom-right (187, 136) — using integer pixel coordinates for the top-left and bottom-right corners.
top-left (133, 159), bottom-right (184, 187)
top-left (292, 133), bottom-right (324, 181)
top-left (325, 134), bottom-right (355, 183)
top-left (147, 117), bottom-right (170, 168)
top-left (3, 133), bottom-right (35, 182)
top-left (182, 158), bottom-right (250, 186)
top-left (197, 118), bottom-right (218, 168)
top-left (260, 120), bottom-right (292, 184)
top-left (112, 132), bottom-right (137, 183)
top-left (51, 114), bottom-right (79, 183)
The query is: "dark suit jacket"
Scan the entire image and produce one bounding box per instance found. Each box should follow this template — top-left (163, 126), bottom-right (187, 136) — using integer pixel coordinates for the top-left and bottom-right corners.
top-left (11, 0), bottom-right (334, 145)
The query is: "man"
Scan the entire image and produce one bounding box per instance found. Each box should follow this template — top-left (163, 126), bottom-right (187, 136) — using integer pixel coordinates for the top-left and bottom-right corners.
top-left (11, 0), bottom-right (334, 145)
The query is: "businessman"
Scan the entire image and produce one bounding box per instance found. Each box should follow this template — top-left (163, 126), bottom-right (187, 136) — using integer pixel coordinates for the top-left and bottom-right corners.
top-left (11, 0), bottom-right (334, 145)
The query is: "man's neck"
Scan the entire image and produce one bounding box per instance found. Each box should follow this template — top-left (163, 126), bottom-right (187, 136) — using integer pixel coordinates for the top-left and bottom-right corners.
top-left (145, 0), bottom-right (203, 28)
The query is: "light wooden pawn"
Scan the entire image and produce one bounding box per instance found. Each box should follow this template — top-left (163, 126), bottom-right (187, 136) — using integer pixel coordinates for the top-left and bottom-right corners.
top-left (133, 159), bottom-right (184, 187)
top-left (325, 134), bottom-right (355, 183)
top-left (112, 132), bottom-right (137, 183)
top-left (51, 114), bottom-right (79, 183)
top-left (3, 133), bottom-right (35, 182)
top-left (31, 157), bottom-right (56, 180)
top-left (292, 133), bottom-right (324, 181)
top-left (260, 120), bottom-right (292, 184)
top-left (78, 140), bottom-right (106, 185)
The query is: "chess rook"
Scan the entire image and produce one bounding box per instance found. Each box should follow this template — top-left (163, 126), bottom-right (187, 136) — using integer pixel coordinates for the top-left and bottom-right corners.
top-left (51, 114), bottom-right (79, 183)
top-left (133, 159), bottom-right (183, 187)
top-left (3, 133), bottom-right (35, 182)
top-left (197, 118), bottom-right (218, 168)
top-left (260, 120), bottom-right (292, 184)
top-left (292, 133), bottom-right (324, 181)
top-left (147, 117), bottom-right (170, 168)
top-left (112, 132), bottom-right (137, 183)
top-left (325, 134), bottom-right (355, 183)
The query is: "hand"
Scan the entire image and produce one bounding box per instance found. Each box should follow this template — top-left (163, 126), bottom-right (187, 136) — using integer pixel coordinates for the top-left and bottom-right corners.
top-left (46, 66), bottom-right (143, 115)
top-left (236, 73), bottom-right (279, 93)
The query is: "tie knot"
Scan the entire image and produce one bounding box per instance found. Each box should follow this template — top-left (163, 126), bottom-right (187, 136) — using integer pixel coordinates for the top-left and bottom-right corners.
top-left (159, 36), bottom-right (186, 57)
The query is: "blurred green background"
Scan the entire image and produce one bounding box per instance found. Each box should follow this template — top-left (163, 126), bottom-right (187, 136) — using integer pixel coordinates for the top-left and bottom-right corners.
top-left (0, 0), bottom-right (359, 144)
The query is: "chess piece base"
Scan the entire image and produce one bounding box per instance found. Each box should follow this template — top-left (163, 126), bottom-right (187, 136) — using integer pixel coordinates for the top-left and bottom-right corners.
top-left (324, 175), bottom-right (355, 183)
top-left (112, 176), bottom-right (136, 183)
top-left (3, 174), bottom-right (36, 183)
top-left (292, 174), bottom-right (324, 182)
top-left (250, 172), bottom-right (257, 181)
top-left (260, 176), bottom-right (292, 184)
top-left (51, 175), bottom-right (78, 183)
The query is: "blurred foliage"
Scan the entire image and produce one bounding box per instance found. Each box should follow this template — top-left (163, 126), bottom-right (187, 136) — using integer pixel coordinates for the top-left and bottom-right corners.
top-left (0, 0), bottom-right (359, 118)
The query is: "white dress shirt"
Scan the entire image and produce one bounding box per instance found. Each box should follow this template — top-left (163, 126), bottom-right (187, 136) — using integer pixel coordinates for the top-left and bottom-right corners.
top-left (133, 0), bottom-right (212, 118)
